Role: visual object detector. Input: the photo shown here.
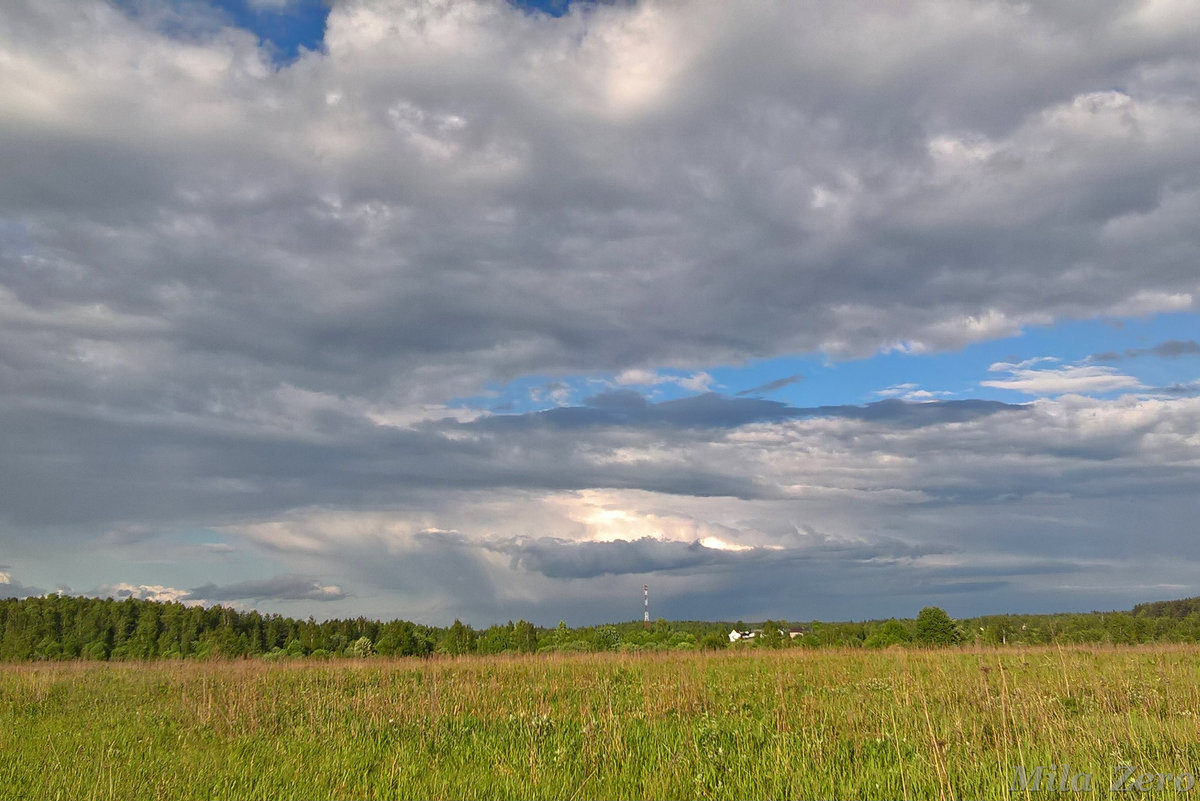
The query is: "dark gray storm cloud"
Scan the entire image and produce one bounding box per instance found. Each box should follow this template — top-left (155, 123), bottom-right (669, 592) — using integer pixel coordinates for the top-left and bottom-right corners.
top-left (490, 533), bottom-right (942, 581)
top-left (494, 536), bottom-right (732, 579)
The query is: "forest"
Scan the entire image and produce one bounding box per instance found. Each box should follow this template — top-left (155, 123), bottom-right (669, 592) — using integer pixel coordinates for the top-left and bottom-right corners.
top-left (3, 592), bottom-right (1200, 661)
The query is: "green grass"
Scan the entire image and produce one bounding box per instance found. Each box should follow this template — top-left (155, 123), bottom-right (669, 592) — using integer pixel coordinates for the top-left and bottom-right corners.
top-left (3, 645), bottom-right (1200, 799)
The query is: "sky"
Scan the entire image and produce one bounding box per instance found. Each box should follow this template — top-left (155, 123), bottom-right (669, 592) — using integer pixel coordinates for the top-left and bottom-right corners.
top-left (1, 0), bottom-right (1198, 627)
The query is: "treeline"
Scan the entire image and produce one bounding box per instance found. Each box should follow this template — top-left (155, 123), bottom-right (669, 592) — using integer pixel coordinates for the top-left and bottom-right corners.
top-left (794, 606), bottom-right (1200, 648)
top-left (0, 594), bottom-right (441, 661)
top-left (0, 594), bottom-right (736, 661)
top-left (5, 593), bottom-right (1200, 662)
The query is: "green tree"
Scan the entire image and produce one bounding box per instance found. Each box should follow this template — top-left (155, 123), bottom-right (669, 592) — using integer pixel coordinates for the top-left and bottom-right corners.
top-left (128, 603), bottom-right (161, 659)
top-left (514, 620), bottom-right (538, 653)
top-left (865, 618), bottom-right (911, 648)
top-left (915, 606), bottom-right (962, 646)
top-left (592, 625), bottom-right (620, 652)
top-left (439, 619), bottom-right (476, 656)
top-left (476, 623), bottom-right (514, 655)
top-left (757, 620), bottom-right (786, 649)
top-left (376, 620), bottom-right (420, 656)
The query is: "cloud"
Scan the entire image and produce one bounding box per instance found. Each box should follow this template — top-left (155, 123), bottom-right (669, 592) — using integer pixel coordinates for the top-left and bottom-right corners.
top-left (183, 574), bottom-right (347, 603)
top-left (1, 0), bottom-right (1196, 421)
top-left (1, 0), bottom-right (1197, 433)
top-left (736, 373), bottom-right (804, 396)
top-left (981, 364), bottom-right (1145, 396)
top-left (1152, 340), bottom-right (1200, 358)
top-left (1, 0), bottom-right (1200, 623)
top-left (223, 393), bottom-right (1200, 619)
top-left (492, 536), bottom-right (733, 579)
top-left (488, 531), bottom-right (947, 581)
top-left (677, 373), bottom-right (715, 393)
top-left (875, 382), bottom-right (915, 396)
top-left (531, 381), bottom-right (572, 406)
top-left (874, 383), bottom-right (955, 401)
top-left (1091, 339), bottom-right (1200, 361)
top-left (1151, 380), bottom-right (1200, 396)
top-left (988, 357), bottom-right (1058, 371)
top-left (614, 369), bottom-right (714, 394)
top-left (614, 370), bottom-right (661, 387)
top-left (0, 570), bottom-right (45, 599)
top-left (481, 392), bottom-right (1025, 431)
top-left (92, 583), bottom-right (194, 604)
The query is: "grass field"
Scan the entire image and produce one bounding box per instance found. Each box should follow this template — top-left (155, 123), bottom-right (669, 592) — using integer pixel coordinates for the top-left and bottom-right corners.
top-left (3, 645), bottom-right (1200, 800)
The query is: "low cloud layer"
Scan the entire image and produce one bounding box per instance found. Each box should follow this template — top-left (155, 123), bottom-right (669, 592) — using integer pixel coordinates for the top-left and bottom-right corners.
top-left (184, 575), bottom-right (346, 603)
top-left (0, 568), bottom-right (45, 600)
top-left (478, 393), bottom-right (1027, 431)
top-left (208, 392), bottom-right (1199, 621)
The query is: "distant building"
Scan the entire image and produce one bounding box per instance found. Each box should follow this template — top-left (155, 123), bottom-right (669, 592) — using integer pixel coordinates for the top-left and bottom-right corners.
top-left (730, 626), bottom-right (807, 643)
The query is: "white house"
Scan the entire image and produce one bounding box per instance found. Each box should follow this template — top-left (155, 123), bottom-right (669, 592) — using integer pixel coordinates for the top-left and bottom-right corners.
top-left (730, 627), bottom-right (805, 642)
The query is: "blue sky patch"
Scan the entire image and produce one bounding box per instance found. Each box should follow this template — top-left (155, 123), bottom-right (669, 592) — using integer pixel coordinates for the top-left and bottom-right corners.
top-left (455, 311), bottom-right (1200, 417)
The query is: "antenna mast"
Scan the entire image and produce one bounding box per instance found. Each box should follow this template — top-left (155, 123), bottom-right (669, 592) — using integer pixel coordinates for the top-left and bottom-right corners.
top-left (643, 584), bottom-right (649, 629)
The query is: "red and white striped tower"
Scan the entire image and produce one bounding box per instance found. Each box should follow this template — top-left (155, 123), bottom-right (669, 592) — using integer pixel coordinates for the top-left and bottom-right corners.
top-left (643, 584), bottom-right (649, 629)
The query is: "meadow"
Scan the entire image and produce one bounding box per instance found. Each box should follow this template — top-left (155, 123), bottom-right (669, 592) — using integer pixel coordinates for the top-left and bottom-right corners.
top-left (3, 645), bottom-right (1199, 800)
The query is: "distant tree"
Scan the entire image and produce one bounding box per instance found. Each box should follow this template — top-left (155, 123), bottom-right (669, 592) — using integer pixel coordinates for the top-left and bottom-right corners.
top-left (350, 636), bottom-right (374, 658)
top-left (439, 619), bottom-right (476, 656)
top-left (592, 625), bottom-right (620, 652)
top-left (865, 619), bottom-right (912, 648)
top-left (477, 623), bottom-right (515, 654)
top-left (915, 606), bottom-right (962, 646)
top-left (128, 603), bottom-right (161, 659)
top-left (757, 620), bottom-right (785, 649)
top-left (513, 620), bottom-right (537, 653)
top-left (375, 620), bottom-right (418, 656)
top-left (668, 631), bottom-right (697, 650)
